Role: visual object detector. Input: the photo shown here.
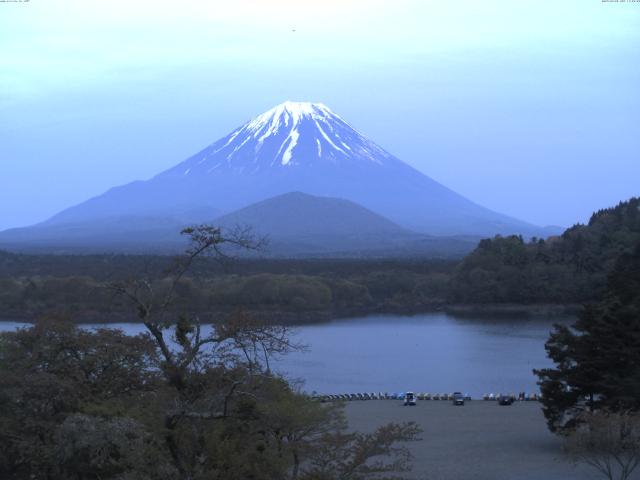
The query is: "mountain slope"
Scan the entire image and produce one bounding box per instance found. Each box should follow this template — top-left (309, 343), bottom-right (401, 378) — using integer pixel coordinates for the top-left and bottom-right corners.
top-left (37, 101), bottom-right (546, 238)
top-left (211, 192), bottom-right (441, 256)
top-left (215, 191), bottom-right (408, 238)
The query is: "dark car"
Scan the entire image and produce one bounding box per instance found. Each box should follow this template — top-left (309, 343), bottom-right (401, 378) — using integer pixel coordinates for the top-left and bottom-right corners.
top-left (452, 392), bottom-right (465, 406)
top-left (498, 395), bottom-right (514, 406)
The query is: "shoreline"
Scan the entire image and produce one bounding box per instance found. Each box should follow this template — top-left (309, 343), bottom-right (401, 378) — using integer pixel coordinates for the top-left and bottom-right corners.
top-left (0, 302), bottom-right (580, 325)
top-left (444, 303), bottom-right (581, 317)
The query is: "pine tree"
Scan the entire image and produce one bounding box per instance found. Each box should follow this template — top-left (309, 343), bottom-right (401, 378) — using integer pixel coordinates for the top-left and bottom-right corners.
top-left (535, 241), bottom-right (640, 433)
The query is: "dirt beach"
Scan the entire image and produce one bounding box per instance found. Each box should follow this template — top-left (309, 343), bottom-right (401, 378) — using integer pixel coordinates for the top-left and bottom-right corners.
top-left (345, 400), bottom-right (602, 480)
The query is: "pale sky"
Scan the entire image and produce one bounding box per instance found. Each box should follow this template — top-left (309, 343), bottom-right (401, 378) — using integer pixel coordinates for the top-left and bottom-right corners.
top-left (1, 0), bottom-right (639, 230)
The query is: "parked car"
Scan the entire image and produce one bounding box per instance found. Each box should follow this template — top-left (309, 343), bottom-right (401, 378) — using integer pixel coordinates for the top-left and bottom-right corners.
top-left (452, 392), bottom-right (465, 406)
top-left (498, 395), bottom-right (514, 406)
top-left (404, 391), bottom-right (417, 406)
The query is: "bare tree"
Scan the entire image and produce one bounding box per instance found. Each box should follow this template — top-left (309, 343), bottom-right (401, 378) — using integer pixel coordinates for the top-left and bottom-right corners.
top-left (108, 225), bottom-right (277, 378)
top-left (301, 422), bottom-right (422, 480)
top-left (108, 225), bottom-right (299, 479)
top-left (103, 225), bottom-right (421, 480)
top-left (565, 411), bottom-right (640, 480)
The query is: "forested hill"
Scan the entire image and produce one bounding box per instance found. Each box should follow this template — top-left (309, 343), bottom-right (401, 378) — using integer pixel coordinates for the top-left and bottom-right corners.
top-left (449, 197), bottom-right (640, 304)
top-left (0, 198), bottom-right (637, 322)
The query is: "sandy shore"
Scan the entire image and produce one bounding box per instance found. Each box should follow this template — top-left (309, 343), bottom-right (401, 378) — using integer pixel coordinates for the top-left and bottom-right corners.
top-left (345, 400), bottom-right (600, 480)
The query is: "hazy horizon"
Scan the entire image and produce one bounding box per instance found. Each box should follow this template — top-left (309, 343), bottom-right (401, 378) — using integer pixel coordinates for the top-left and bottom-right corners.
top-left (1, 0), bottom-right (639, 231)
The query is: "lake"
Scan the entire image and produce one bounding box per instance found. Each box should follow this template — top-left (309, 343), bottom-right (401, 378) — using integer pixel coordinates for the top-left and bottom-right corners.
top-left (0, 313), bottom-right (569, 397)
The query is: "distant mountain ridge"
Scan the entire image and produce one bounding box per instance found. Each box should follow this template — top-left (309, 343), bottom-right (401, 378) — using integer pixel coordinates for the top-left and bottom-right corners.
top-left (0, 192), bottom-right (479, 257)
top-left (0, 101), bottom-right (558, 254)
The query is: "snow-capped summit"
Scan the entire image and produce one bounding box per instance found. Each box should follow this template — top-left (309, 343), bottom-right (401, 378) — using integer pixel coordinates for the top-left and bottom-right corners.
top-left (21, 101), bottom-right (547, 239)
top-left (247, 101), bottom-right (338, 128)
top-left (162, 101), bottom-right (394, 176)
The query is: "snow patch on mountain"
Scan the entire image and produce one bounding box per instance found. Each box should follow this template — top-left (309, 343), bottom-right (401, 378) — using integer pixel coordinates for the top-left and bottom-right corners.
top-left (280, 127), bottom-right (299, 166)
top-left (165, 101), bottom-right (394, 177)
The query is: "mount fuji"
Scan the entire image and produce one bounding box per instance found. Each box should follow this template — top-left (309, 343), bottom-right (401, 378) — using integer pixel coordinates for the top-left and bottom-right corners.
top-left (0, 101), bottom-right (553, 254)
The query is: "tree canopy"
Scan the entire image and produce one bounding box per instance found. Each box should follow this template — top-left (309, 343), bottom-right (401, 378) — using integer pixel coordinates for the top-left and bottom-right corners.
top-left (534, 240), bottom-right (640, 433)
top-left (450, 197), bottom-right (640, 304)
top-left (0, 226), bottom-right (420, 480)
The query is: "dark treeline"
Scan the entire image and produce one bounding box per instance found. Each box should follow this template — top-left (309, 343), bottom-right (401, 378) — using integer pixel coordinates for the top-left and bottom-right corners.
top-left (1, 197), bottom-right (638, 323)
top-left (449, 197), bottom-right (640, 305)
top-left (0, 256), bottom-right (456, 323)
top-left (0, 252), bottom-right (455, 281)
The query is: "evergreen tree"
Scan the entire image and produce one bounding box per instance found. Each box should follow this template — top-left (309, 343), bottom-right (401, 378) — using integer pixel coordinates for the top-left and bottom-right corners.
top-left (535, 241), bottom-right (640, 433)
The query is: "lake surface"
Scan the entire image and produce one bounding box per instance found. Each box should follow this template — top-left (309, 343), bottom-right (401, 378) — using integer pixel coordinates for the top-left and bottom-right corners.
top-left (0, 313), bottom-right (569, 397)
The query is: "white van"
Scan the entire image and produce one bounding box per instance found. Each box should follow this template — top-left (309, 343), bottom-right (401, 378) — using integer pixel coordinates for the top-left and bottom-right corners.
top-left (404, 391), bottom-right (417, 406)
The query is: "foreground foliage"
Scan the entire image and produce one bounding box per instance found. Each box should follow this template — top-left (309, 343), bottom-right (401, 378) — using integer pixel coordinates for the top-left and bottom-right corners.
top-left (565, 412), bottom-right (640, 480)
top-left (0, 226), bottom-right (420, 480)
